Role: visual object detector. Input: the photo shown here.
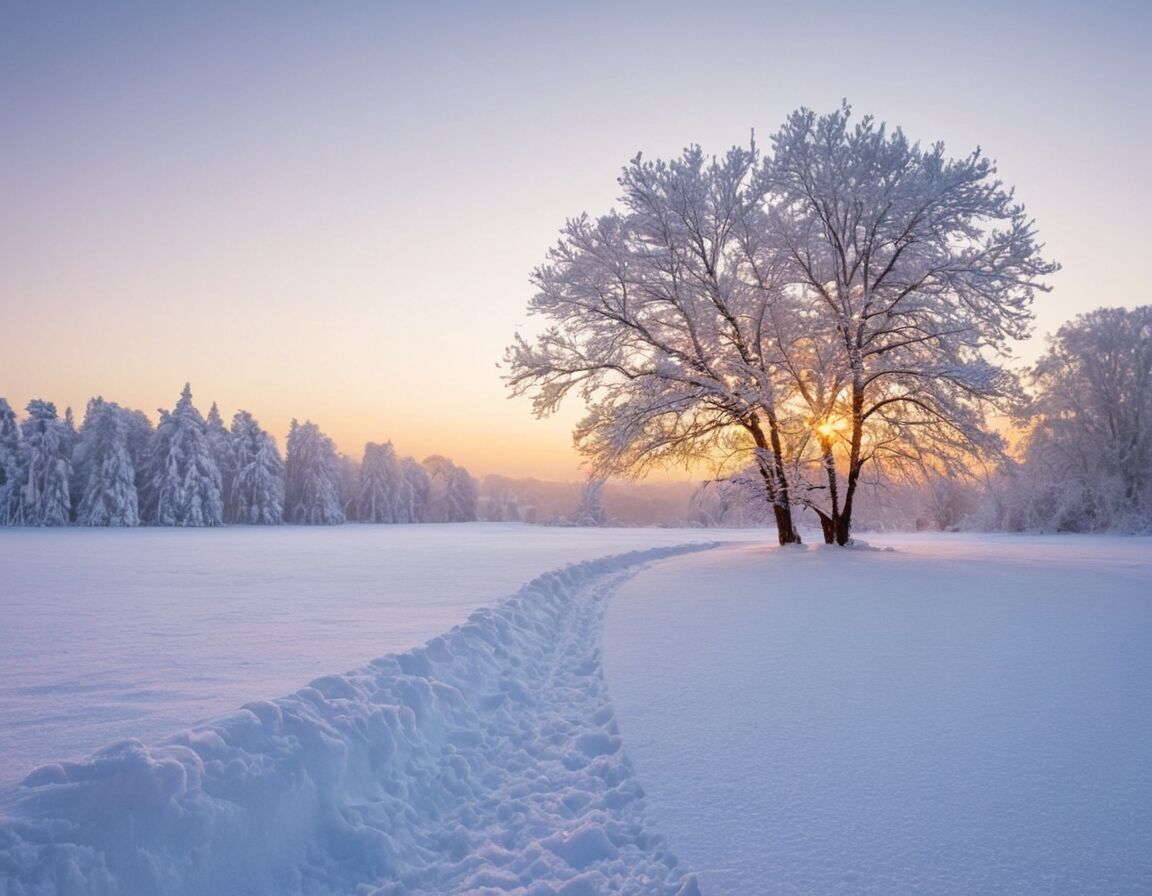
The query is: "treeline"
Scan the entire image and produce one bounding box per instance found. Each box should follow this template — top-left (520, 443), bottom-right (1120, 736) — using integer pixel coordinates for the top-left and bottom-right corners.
top-left (0, 384), bottom-right (478, 527)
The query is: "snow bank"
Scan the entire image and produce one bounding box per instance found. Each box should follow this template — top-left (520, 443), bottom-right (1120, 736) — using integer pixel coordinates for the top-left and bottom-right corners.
top-left (0, 524), bottom-right (768, 783)
top-left (0, 545), bottom-right (714, 896)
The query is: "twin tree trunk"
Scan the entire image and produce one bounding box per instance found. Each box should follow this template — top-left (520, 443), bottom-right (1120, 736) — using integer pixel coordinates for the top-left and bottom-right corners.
top-left (754, 397), bottom-right (864, 547)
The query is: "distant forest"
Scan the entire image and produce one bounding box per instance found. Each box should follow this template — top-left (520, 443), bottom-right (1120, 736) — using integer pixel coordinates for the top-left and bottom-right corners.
top-left (0, 384), bottom-right (481, 528)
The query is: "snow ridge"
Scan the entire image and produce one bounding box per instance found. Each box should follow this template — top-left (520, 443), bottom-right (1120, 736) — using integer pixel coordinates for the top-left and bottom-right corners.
top-left (0, 545), bottom-right (715, 896)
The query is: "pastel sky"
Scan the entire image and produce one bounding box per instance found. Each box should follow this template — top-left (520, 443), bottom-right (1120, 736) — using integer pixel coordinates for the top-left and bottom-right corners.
top-left (2, 1), bottom-right (1148, 480)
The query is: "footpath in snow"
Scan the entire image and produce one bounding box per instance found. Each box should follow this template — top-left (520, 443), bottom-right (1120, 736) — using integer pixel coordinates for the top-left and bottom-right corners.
top-left (0, 524), bottom-right (766, 786)
top-left (603, 534), bottom-right (1152, 896)
top-left (0, 545), bottom-right (712, 896)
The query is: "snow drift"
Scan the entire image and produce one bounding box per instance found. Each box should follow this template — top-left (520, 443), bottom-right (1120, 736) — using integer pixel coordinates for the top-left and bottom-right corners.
top-left (0, 546), bottom-right (713, 896)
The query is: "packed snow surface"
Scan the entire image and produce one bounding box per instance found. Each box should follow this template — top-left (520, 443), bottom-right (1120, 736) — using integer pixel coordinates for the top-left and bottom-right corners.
top-left (0, 543), bottom-right (719, 895)
top-left (0, 524), bottom-right (764, 785)
top-left (603, 533), bottom-right (1152, 895)
top-left (3, 528), bottom-right (1149, 894)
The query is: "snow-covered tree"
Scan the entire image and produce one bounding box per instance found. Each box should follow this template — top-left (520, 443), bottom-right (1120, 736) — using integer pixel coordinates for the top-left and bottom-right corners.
top-left (396, 456), bottom-right (430, 523)
top-left (337, 452), bottom-right (360, 520)
top-left (571, 477), bottom-right (607, 526)
top-left (422, 455), bottom-right (478, 522)
top-left (508, 104), bottom-right (1057, 546)
top-left (205, 402), bottom-right (235, 518)
top-left (15, 400), bottom-right (73, 526)
top-left (506, 142), bottom-right (805, 543)
top-left (763, 104), bottom-right (1057, 542)
top-left (143, 384), bottom-right (224, 526)
top-left (355, 442), bottom-right (401, 522)
top-left (283, 419), bottom-right (345, 524)
top-left (228, 411), bottom-right (284, 525)
top-left (1017, 306), bottom-right (1152, 532)
top-left (0, 398), bottom-right (21, 525)
top-left (73, 398), bottom-right (141, 526)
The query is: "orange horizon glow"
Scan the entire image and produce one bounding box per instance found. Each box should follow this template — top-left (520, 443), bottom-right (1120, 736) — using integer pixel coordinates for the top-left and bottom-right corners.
top-left (2, 3), bottom-right (1147, 487)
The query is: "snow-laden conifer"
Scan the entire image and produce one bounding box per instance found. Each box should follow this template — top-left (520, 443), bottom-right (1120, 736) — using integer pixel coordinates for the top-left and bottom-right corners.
top-left (228, 411), bottom-right (284, 525)
top-left (396, 456), bottom-right (429, 523)
top-left (73, 398), bottom-right (141, 526)
top-left (205, 403), bottom-right (235, 518)
top-left (355, 442), bottom-right (401, 522)
top-left (283, 419), bottom-right (345, 524)
top-left (143, 384), bottom-right (224, 526)
top-left (0, 398), bottom-right (23, 525)
top-left (422, 455), bottom-right (479, 522)
top-left (16, 400), bottom-right (73, 526)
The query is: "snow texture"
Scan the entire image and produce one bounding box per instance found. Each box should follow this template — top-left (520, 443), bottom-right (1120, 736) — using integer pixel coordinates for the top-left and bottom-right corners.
top-left (0, 525), bottom-right (765, 786)
top-left (604, 533), bottom-right (1152, 895)
top-left (0, 545), bottom-right (712, 896)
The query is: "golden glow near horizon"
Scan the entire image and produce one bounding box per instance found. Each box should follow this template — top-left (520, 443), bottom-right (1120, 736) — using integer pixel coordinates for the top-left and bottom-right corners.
top-left (1, 3), bottom-right (1148, 482)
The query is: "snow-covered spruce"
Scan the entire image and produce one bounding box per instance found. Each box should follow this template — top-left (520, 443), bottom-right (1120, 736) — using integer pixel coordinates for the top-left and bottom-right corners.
top-left (142, 385), bottom-right (224, 527)
top-left (0, 546), bottom-right (713, 896)
top-left (72, 399), bottom-right (143, 527)
top-left (283, 419), bottom-right (345, 525)
top-left (0, 398), bottom-right (24, 525)
top-left (228, 411), bottom-right (284, 525)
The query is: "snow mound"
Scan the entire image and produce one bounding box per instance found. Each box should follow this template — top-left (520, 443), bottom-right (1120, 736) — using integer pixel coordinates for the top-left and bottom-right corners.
top-left (0, 545), bottom-right (716, 896)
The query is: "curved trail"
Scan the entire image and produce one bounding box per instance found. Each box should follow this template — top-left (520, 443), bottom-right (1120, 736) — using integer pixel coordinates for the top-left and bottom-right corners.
top-left (0, 545), bottom-right (715, 896)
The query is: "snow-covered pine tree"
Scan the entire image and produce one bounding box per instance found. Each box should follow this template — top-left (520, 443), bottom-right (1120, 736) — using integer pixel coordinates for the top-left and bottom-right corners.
top-left (73, 398), bottom-right (141, 526)
top-left (205, 402), bottom-right (235, 519)
top-left (0, 398), bottom-right (23, 525)
top-left (17, 400), bottom-right (73, 526)
top-left (283, 419), bottom-right (345, 524)
top-left (355, 442), bottom-right (401, 522)
top-left (121, 407), bottom-right (154, 507)
top-left (228, 411), bottom-right (284, 524)
top-left (143, 384), bottom-right (224, 526)
top-left (422, 455), bottom-right (479, 522)
top-left (396, 456), bottom-right (429, 523)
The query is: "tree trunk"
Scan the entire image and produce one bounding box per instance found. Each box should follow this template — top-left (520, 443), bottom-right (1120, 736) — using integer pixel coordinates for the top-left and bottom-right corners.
top-left (836, 376), bottom-right (866, 546)
top-left (749, 412), bottom-right (801, 545)
top-left (816, 509), bottom-right (835, 544)
top-left (819, 437), bottom-right (840, 545)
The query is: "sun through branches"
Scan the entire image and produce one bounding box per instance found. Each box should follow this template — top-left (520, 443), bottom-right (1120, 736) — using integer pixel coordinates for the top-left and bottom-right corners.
top-left (506, 104), bottom-right (1058, 545)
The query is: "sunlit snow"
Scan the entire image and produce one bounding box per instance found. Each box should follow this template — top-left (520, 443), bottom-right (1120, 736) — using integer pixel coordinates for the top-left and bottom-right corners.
top-left (1, 528), bottom-right (1149, 894)
top-left (0, 524), bottom-right (764, 785)
top-left (604, 533), bottom-right (1152, 895)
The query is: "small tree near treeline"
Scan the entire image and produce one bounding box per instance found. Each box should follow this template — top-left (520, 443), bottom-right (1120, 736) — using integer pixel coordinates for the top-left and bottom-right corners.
top-left (506, 103), bottom-right (1057, 545)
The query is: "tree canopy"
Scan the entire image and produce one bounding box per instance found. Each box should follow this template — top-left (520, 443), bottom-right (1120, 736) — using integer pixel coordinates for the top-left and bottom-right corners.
top-left (507, 104), bottom-right (1058, 544)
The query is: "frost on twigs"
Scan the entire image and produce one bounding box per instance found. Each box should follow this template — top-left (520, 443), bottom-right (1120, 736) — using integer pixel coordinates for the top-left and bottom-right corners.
top-left (505, 103), bottom-right (1058, 545)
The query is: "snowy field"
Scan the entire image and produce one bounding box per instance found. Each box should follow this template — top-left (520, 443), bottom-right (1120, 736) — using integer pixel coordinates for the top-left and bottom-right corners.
top-left (0, 524), bottom-right (765, 786)
top-left (605, 533), bottom-right (1152, 895)
top-left (1, 527), bottom-right (1149, 894)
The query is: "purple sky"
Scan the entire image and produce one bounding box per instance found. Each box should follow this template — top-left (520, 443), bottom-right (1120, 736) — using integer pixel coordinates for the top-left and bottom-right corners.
top-left (2, 1), bottom-right (1148, 479)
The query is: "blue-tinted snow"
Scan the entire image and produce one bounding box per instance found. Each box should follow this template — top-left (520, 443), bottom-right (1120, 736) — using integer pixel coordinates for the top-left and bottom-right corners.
top-left (0, 524), bottom-right (765, 785)
top-left (0, 545), bottom-right (714, 896)
top-left (603, 534), bottom-right (1152, 895)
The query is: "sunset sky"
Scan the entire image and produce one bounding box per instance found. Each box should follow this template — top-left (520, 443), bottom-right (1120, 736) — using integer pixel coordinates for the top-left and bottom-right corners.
top-left (2, 0), bottom-right (1148, 480)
